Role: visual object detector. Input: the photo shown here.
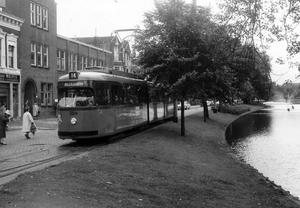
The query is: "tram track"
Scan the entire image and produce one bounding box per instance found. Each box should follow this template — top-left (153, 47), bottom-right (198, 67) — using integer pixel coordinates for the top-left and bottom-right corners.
top-left (0, 144), bottom-right (98, 185)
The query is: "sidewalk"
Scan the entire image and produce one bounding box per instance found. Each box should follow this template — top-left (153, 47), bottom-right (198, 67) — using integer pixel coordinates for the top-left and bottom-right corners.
top-left (7, 117), bottom-right (58, 131)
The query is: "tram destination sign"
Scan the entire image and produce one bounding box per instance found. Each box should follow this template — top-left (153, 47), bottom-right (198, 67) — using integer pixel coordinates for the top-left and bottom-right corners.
top-left (0, 73), bottom-right (20, 82)
top-left (64, 81), bottom-right (88, 87)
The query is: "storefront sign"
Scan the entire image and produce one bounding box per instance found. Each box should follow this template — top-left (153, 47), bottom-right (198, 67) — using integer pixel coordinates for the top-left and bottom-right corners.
top-left (0, 73), bottom-right (20, 82)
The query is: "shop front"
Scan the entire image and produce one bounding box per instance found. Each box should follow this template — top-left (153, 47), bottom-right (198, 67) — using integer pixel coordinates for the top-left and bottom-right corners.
top-left (0, 71), bottom-right (21, 119)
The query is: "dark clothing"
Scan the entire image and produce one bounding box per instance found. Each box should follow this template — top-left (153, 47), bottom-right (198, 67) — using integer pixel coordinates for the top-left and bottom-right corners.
top-left (0, 115), bottom-right (9, 138)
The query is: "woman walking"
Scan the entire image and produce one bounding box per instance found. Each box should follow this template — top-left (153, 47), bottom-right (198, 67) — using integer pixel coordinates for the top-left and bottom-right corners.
top-left (22, 107), bottom-right (36, 139)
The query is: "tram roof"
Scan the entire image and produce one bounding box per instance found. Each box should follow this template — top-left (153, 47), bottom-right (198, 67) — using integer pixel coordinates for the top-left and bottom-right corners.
top-left (58, 69), bottom-right (145, 85)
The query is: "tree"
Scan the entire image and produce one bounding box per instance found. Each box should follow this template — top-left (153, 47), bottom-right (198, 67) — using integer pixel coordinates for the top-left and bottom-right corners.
top-left (216, 0), bottom-right (300, 63)
top-left (134, 0), bottom-right (215, 135)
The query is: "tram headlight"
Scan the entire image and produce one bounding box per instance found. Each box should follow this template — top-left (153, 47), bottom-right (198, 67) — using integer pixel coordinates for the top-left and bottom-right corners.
top-left (70, 117), bottom-right (77, 125)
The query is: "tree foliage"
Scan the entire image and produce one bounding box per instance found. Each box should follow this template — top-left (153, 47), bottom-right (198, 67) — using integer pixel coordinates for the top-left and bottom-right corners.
top-left (133, 0), bottom-right (273, 135)
top-left (216, 0), bottom-right (300, 59)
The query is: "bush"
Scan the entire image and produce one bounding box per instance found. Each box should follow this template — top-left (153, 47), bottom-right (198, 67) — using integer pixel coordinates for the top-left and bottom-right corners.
top-left (220, 105), bottom-right (250, 115)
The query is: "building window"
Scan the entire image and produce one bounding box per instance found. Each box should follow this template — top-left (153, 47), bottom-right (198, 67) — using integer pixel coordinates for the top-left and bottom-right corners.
top-left (37, 44), bottom-right (42, 67)
top-left (43, 45), bottom-right (49, 68)
top-left (31, 42), bottom-right (36, 66)
top-left (30, 2), bottom-right (36, 26)
top-left (42, 7), bottom-right (49, 30)
top-left (8, 45), bottom-right (14, 68)
top-left (41, 83), bottom-right (53, 106)
top-left (61, 51), bottom-right (66, 71)
top-left (57, 49), bottom-right (61, 70)
top-left (80, 56), bottom-right (84, 70)
top-left (83, 57), bottom-right (87, 69)
top-left (69, 53), bottom-right (73, 71)
top-left (114, 45), bottom-right (119, 61)
top-left (30, 2), bottom-right (48, 31)
top-left (90, 58), bottom-right (93, 66)
top-left (73, 54), bottom-right (77, 71)
top-left (36, 4), bottom-right (42, 28)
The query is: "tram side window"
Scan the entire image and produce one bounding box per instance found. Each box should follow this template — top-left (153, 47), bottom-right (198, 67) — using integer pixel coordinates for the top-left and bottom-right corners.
top-left (137, 85), bottom-right (147, 104)
top-left (94, 83), bottom-right (110, 105)
top-left (123, 83), bottom-right (138, 105)
top-left (111, 84), bottom-right (124, 105)
top-left (149, 87), bottom-right (164, 102)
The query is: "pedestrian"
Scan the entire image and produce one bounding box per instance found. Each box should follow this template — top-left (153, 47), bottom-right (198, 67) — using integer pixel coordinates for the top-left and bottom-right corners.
top-left (22, 106), bottom-right (36, 139)
top-left (0, 103), bottom-right (9, 145)
top-left (32, 103), bottom-right (39, 120)
top-left (24, 100), bottom-right (30, 113)
top-left (4, 110), bottom-right (10, 131)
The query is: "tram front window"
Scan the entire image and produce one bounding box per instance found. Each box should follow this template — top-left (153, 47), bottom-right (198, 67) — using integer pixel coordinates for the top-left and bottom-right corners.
top-left (58, 88), bottom-right (95, 107)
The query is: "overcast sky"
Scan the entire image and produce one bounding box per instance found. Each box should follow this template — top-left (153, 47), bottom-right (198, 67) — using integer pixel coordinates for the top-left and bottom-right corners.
top-left (55, 0), bottom-right (300, 85)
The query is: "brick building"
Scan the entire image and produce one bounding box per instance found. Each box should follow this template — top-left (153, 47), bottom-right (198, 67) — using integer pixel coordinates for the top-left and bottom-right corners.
top-left (5, 0), bottom-right (113, 118)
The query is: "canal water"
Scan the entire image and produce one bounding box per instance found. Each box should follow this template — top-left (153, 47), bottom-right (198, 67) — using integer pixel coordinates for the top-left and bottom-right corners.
top-left (226, 102), bottom-right (300, 199)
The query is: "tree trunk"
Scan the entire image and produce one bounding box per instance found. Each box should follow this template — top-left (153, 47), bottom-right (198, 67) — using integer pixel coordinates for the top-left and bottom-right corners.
top-left (180, 100), bottom-right (185, 136)
top-left (202, 99), bottom-right (209, 122)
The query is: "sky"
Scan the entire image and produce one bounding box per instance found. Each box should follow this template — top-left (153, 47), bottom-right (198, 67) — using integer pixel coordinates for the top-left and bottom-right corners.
top-left (55, 0), bottom-right (300, 85)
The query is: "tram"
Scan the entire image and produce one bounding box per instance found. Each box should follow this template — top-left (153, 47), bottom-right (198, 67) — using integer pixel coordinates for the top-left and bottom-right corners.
top-left (57, 67), bottom-right (176, 140)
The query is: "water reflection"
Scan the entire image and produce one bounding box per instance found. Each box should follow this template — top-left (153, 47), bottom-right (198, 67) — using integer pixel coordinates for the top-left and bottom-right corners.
top-left (226, 103), bottom-right (300, 199)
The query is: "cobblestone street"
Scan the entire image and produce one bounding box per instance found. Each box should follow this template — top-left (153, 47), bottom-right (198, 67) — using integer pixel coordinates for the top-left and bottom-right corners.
top-left (0, 119), bottom-right (73, 182)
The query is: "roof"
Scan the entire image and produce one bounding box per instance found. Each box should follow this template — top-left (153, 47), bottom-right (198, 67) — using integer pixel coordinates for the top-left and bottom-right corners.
top-left (74, 36), bottom-right (119, 47)
top-left (58, 70), bottom-right (144, 85)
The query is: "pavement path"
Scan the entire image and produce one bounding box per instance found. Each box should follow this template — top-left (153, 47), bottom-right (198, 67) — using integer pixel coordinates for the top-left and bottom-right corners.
top-left (0, 118), bottom-right (73, 178)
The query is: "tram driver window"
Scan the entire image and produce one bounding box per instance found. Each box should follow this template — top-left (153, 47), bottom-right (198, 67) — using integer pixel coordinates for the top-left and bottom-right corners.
top-left (57, 88), bottom-right (94, 107)
top-left (75, 88), bottom-right (94, 107)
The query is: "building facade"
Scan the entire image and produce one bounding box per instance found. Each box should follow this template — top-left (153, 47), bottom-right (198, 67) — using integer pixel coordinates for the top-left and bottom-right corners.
top-left (5, 0), bottom-right (113, 118)
top-left (6, 0), bottom-right (57, 117)
top-left (75, 36), bottom-right (133, 73)
top-left (0, 2), bottom-right (24, 119)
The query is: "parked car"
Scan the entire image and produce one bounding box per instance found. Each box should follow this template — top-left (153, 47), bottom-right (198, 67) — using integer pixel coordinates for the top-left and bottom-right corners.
top-left (177, 101), bottom-right (191, 110)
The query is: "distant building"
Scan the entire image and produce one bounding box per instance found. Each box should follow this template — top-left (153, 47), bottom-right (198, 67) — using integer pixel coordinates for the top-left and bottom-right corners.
top-left (74, 36), bottom-right (133, 73)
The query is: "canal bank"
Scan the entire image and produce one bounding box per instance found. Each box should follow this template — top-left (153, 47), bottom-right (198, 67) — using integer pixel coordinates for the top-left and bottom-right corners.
top-left (0, 104), bottom-right (300, 208)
